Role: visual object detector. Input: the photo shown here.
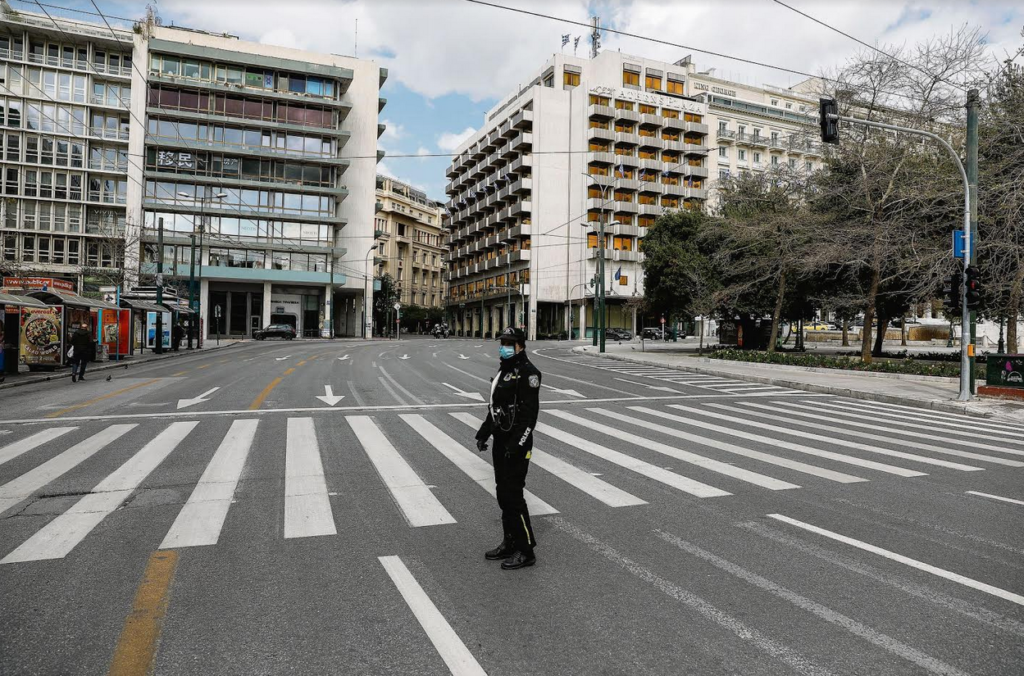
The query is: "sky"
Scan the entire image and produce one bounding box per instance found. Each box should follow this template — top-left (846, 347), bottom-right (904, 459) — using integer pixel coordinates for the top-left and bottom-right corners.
top-left (18, 0), bottom-right (1024, 201)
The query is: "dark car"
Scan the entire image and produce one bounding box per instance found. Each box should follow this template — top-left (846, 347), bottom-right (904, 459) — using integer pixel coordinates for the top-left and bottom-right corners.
top-left (254, 324), bottom-right (296, 340)
top-left (606, 328), bottom-right (633, 341)
top-left (641, 327), bottom-right (664, 340)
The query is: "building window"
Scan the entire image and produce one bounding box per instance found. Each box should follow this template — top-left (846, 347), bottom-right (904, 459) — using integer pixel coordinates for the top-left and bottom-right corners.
top-left (805, 161), bottom-right (813, 171)
top-left (645, 75), bottom-right (662, 90)
top-left (615, 99), bottom-right (634, 111)
top-left (622, 70), bottom-right (640, 87)
top-left (785, 102), bottom-right (793, 109)
top-left (771, 132), bottom-right (779, 144)
top-left (589, 94), bottom-right (610, 106)
top-left (666, 80), bottom-right (684, 95)
top-left (753, 152), bottom-right (762, 164)
top-left (718, 121), bottom-right (727, 133)
top-left (639, 104), bottom-right (657, 115)
top-left (771, 98), bottom-right (779, 106)
top-left (738, 125), bottom-right (746, 136)
top-left (543, 74), bottom-right (554, 87)
top-left (638, 216), bottom-right (655, 228)
top-left (719, 169), bottom-right (730, 179)
top-left (788, 158), bottom-right (797, 168)
top-left (563, 70), bottom-right (580, 87)
top-left (718, 146), bottom-right (727, 158)
top-left (738, 149), bottom-right (746, 161)
top-left (619, 275), bottom-right (629, 286)
top-left (770, 155), bottom-right (779, 165)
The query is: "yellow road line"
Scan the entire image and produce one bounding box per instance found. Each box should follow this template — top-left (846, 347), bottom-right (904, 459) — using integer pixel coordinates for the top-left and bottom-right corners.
top-left (47, 379), bottom-right (161, 418)
top-left (171, 371), bottom-right (188, 377)
top-left (107, 550), bottom-right (178, 676)
top-left (283, 367), bottom-right (296, 375)
top-left (296, 360), bottom-right (307, 366)
top-left (249, 377), bottom-right (284, 410)
top-left (196, 364), bottom-right (212, 370)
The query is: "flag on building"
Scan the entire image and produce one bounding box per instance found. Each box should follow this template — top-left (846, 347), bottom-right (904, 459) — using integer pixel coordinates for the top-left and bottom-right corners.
top-left (614, 267), bottom-right (622, 281)
top-left (574, 36), bottom-right (581, 55)
top-left (561, 34), bottom-right (570, 47)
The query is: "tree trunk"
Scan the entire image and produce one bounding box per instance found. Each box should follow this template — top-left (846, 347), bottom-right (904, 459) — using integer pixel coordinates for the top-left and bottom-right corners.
top-left (841, 319), bottom-right (850, 347)
top-left (860, 269), bottom-right (880, 363)
top-left (767, 271), bottom-right (786, 353)
top-left (900, 317), bottom-right (907, 346)
top-left (1007, 266), bottom-right (1024, 353)
top-left (872, 316), bottom-right (889, 357)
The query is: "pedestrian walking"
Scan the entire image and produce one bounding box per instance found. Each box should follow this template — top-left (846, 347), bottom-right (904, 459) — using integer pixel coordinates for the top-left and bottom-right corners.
top-left (474, 326), bottom-right (542, 570)
top-left (68, 322), bottom-right (94, 383)
top-left (172, 323), bottom-right (184, 352)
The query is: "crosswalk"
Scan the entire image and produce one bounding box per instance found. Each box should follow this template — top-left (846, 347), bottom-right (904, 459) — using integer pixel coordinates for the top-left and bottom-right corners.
top-left (2, 397), bottom-right (1023, 565)
top-left (553, 355), bottom-right (804, 395)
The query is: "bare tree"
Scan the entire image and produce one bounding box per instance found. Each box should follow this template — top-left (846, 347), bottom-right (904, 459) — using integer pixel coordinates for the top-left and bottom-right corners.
top-left (79, 212), bottom-right (142, 294)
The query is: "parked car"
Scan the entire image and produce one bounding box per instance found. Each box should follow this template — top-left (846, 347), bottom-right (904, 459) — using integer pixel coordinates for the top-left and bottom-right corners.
top-left (254, 324), bottom-right (296, 340)
top-left (606, 328), bottom-right (632, 341)
top-left (804, 322), bottom-right (836, 331)
top-left (641, 327), bottom-right (664, 340)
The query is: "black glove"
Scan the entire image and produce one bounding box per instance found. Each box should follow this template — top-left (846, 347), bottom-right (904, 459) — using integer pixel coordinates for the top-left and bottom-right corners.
top-left (476, 438), bottom-right (488, 453)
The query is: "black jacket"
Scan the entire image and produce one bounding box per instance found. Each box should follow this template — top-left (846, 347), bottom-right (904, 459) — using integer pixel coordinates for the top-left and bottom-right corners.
top-left (70, 328), bottom-right (94, 361)
top-left (476, 350), bottom-right (542, 454)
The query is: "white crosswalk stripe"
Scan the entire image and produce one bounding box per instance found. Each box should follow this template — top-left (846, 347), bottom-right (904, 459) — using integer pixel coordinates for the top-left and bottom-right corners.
top-left (449, 412), bottom-right (648, 508)
top-left (0, 427), bottom-right (77, 467)
top-left (551, 409), bottom-right (801, 490)
top-left (732, 402), bottom-right (1024, 468)
top-left (820, 400), bottom-right (1024, 444)
top-left (560, 356), bottom-right (805, 395)
top-left (1, 422), bottom-right (197, 564)
top-left (399, 414), bottom-right (559, 515)
top-left (284, 417), bottom-right (337, 539)
top-left (348, 416), bottom-right (457, 528)
top-left (834, 399), bottom-right (1024, 435)
top-left (160, 419), bottom-right (259, 549)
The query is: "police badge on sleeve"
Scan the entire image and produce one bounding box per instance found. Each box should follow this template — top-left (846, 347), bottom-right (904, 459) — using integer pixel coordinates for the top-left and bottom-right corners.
top-left (528, 375), bottom-right (540, 388)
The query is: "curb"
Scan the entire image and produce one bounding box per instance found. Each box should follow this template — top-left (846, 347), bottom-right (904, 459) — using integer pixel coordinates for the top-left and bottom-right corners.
top-left (575, 347), bottom-right (995, 420)
top-left (0, 341), bottom-right (241, 392)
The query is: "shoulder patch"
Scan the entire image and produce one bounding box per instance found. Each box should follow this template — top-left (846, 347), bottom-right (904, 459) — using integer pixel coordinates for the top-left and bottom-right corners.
top-left (528, 374), bottom-right (540, 388)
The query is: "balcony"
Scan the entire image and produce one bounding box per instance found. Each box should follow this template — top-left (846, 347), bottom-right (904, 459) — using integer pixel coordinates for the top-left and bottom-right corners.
top-left (588, 104), bottom-right (615, 119)
top-left (684, 142), bottom-right (709, 154)
top-left (685, 122), bottom-right (710, 135)
top-left (717, 129), bottom-right (736, 142)
top-left (587, 197), bottom-right (609, 211)
top-left (616, 153), bottom-right (640, 167)
top-left (613, 223), bottom-right (640, 237)
top-left (511, 132), bottom-right (533, 150)
top-left (685, 165), bottom-right (710, 179)
top-left (589, 152), bottom-right (616, 165)
top-left (685, 187), bottom-right (709, 200)
top-left (615, 109), bottom-right (640, 123)
top-left (769, 137), bottom-right (787, 150)
top-left (615, 132), bottom-right (641, 146)
top-left (509, 249), bottom-right (531, 263)
top-left (662, 139), bottom-right (685, 153)
top-left (510, 200), bottom-right (532, 216)
top-left (615, 179), bottom-right (640, 191)
top-left (508, 154), bottom-right (533, 174)
top-left (638, 179), bottom-right (662, 193)
top-left (613, 250), bottom-right (641, 262)
top-left (612, 201), bottom-right (638, 214)
top-left (638, 203), bottom-right (662, 216)
top-left (662, 183), bottom-right (685, 197)
top-left (639, 114), bottom-right (663, 128)
top-left (500, 142), bottom-right (518, 159)
top-left (588, 127), bottom-right (615, 143)
top-left (662, 117), bottom-right (685, 130)
top-left (639, 158), bottom-right (663, 171)
top-left (511, 178), bottom-right (533, 193)
top-left (638, 135), bottom-right (663, 150)
top-left (512, 109), bottom-right (534, 128)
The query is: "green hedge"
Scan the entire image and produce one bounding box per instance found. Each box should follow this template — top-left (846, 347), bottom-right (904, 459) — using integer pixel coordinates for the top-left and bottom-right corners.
top-left (707, 349), bottom-right (981, 378)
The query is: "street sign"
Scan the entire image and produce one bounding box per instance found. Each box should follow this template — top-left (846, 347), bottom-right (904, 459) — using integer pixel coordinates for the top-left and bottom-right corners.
top-left (953, 230), bottom-right (975, 259)
top-left (214, 304), bottom-right (222, 318)
top-left (393, 302), bottom-right (401, 311)
top-left (986, 355), bottom-right (1024, 388)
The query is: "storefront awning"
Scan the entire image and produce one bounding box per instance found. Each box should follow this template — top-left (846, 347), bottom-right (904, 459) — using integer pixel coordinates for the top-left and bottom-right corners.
top-left (162, 302), bottom-right (196, 315)
top-left (27, 290), bottom-right (120, 310)
top-left (0, 291), bottom-right (48, 308)
top-left (120, 299), bottom-right (166, 313)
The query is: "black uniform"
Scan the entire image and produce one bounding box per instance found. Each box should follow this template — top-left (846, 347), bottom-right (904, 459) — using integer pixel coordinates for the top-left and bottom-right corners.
top-left (475, 349), bottom-right (542, 555)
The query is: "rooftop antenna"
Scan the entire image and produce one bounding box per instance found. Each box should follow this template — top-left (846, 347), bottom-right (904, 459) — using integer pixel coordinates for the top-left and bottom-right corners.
top-left (354, 18), bottom-right (358, 58)
top-left (590, 16), bottom-right (600, 59)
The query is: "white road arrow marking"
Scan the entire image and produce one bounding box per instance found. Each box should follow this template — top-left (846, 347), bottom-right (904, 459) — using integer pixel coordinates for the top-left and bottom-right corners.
top-left (275, 355), bottom-right (292, 361)
top-left (316, 385), bottom-right (345, 407)
top-left (399, 354), bottom-right (410, 360)
top-left (442, 383), bottom-right (485, 402)
top-left (542, 384), bottom-right (585, 398)
top-left (458, 354), bottom-right (470, 360)
top-left (474, 345), bottom-right (483, 348)
top-left (177, 387), bottom-right (219, 410)
top-left (614, 377), bottom-right (680, 393)
top-left (338, 355), bottom-right (350, 361)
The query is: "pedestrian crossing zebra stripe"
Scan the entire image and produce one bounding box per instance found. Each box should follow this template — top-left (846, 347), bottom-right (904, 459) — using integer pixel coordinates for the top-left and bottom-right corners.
top-left (838, 400), bottom-right (1024, 434)
top-left (348, 416), bottom-right (457, 528)
top-left (819, 400), bottom-right (1024, 444)
top-left (0, 427), bottom-right (77, 467)
top-left (284, 417), bottom-right (337, 539)
top-left (728, 402), bottom-right (1024, 468)
top-left (160, 419), bottom-right (260, 549)
top-left (449, 412), bottom-right (648, 508)
top-left (1, 422), bottom-right (198, 564)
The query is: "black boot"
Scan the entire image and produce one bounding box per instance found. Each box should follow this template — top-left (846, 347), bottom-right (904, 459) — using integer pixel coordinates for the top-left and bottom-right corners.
top-left (485, 538), bottom-right (515, 561)
top-left (501, 550), bottom-right (536, 570)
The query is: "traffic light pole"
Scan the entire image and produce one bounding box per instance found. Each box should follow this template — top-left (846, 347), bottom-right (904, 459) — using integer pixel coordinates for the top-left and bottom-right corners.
top-left (966, 90), bottom-right (979, 393)
top-left (827, 111), bottom-right (973, 401)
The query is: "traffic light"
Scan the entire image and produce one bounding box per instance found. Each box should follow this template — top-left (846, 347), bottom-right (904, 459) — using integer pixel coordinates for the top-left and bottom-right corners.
top-left (965, 266), bottom-right (983, 311)
top-left (819, 98), bottom-right (840, 144)
top-left (943, 270), bottom-right (962, 314)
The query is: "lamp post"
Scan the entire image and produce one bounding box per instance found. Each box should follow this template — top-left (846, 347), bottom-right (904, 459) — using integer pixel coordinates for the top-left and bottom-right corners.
top-left (364, 244), bottom-right (376, 338)
top-left (581, 171), bottom-right (618, 353)
top-left (180, 190), bottom-right (226, 348)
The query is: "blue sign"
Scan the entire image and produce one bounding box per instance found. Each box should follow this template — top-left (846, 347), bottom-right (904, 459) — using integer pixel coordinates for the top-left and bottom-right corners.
top-left (953, 230), bottom-right (975, 259)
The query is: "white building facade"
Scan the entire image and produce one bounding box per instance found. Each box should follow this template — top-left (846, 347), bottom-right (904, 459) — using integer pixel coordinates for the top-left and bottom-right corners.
top-left (445, 51), bottom-right (709, 340)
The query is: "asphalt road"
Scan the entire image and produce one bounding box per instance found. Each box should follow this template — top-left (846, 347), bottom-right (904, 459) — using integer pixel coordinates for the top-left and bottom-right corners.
top-left (0, 336), bottom-right (1022, 675)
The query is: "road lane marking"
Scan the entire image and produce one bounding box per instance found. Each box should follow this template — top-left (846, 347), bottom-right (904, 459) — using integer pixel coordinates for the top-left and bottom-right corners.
top-left (534, 421), bottom-right (732, 498)
top-left (297, 360), bottom-right (307, 366)
top-left (450, 412), bottom-right (646, 507)
top-left (553, 409), bottom-right (801, 490)
top-left (160, 420), bottom-right (259, 548)
top-left (379, 556), bottom-right (487, 676)
top-left (442, 361), bottom-right (490, 384)
top-left (667, 404), bottom-right (981, 472)
top-left (401, 414), bottom-right (557, 515)
top-left (547, 517), bottom-right (831, 676)
top-left (46, 379), bottom-right (162, 418)
top-left (197, 364), bottom-right (212, 370)
top-left (832, 400), bottom-right (1024, 439)
top-left (284, 417), bottom-right (336, 539)
top-left (378, 376), bottom-right (409, 406)
top-left (0, 425), bottom-right (135, 516)
top-left (1, 422), bottom-right (198, 564)
top-left (347, 382), bottom-right (366, 407)
top-left (735, 401), bottom-right (1024, 467)
top-left (655, 530), bottom-right (969, 676)
top-left (965, 491), bottom-right (1024, 507)
top-left (172, 371), bottom-right (188, 377)
top-left (380, 365), bottom-right (424, 405)
top-left (834, 399), bottom-right (1024, 434)
top-left (645, 406), bottom-right (925, 478)
top-left (768, 514), bottom-right (1024, 607)
top-left (249, 377), bottom-right (283, 410)
top-left (107, 550), bottom-right (179, 676)
top-left (348, 416), bottom-right (456, 527)
top-left (284, 367), bottom-right (296, 375)
top-left (0, 427), bottom-right (77, 466)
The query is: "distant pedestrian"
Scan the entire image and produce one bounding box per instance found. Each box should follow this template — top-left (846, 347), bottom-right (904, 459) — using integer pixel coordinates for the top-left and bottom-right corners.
top-left (475, 327), bottom-right (542, 570)
top-left (172, 323), bottom-right (184, 352)
top-left (69, 322), bottom-right (93, 383)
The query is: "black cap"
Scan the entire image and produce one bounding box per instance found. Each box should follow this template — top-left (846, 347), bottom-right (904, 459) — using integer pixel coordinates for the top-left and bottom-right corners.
top-left (498, 327), bottom-right (526, 344)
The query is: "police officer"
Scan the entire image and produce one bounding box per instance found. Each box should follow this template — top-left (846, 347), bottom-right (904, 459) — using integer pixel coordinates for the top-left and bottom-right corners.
top-left (475, 326), bottom-right (541, 570)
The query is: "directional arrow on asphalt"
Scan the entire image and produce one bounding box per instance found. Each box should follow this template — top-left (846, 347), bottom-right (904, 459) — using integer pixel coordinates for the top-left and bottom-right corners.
top-left (399, 354), bottom-right (410, 360)
top-left (338, 355), bottom-right (350, 361)
top-left (176, 387), bottom-right (219, 410)
top-left (275, 355), bottom-right (291, 361)
top-left (458, 354), bottom-right (471, 360)
top-left (613, 377), bottom-right (680, 393)
top-left (316, 385), bottom-right (346, 406)
top-left (542, 384), bottom-right (586, 398)
top-left (442, 383), bottom-right (485, 402)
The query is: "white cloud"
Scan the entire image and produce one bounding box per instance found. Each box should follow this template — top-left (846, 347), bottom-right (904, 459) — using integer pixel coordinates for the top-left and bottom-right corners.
top-left (437, 127), bottom-right (477, 152)
top-left (380, 119), bottom-right (404, 142)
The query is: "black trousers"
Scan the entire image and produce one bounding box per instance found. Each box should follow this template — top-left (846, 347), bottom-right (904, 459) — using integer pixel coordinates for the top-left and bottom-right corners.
top-left (71, 357), bottom-right (87, 379)
top-left (492, 435), bottom-right (535, 553)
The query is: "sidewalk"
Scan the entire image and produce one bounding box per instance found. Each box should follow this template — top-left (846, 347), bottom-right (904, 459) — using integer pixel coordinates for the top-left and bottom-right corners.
top-left (574, 340), bottom-right (1024, 423)
top-left (0, 339), bottom-right (246, 392)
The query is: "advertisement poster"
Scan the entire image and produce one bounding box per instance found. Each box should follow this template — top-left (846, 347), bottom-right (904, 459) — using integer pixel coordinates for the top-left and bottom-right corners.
top-left (145, 311), bottom-right (172, 349)
top-left (101, 309), bottom-right (131, 357)
top-left (20, 306), bottom-right (63, 366)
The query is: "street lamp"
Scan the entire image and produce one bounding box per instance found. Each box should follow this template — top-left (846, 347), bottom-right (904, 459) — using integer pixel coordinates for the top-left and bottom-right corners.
top-left (364, 244), bottom-right (377, 338)
top-left (581, 170), bottom-right (618, 353)
top-left (179, 190), bottom-right (227, 348)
